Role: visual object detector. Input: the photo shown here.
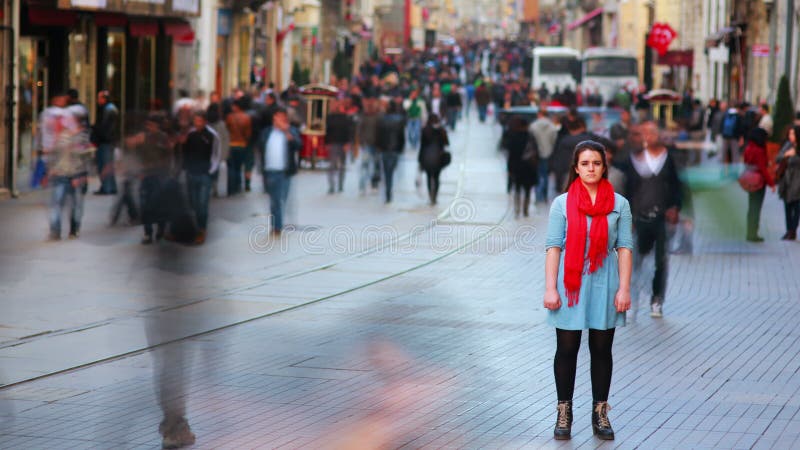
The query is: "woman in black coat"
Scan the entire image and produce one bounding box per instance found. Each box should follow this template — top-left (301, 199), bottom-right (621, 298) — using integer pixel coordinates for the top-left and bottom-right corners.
top-left (503, 116), bottom-right (538, 217)
top-left (418, 114), bottom-right (450, 205)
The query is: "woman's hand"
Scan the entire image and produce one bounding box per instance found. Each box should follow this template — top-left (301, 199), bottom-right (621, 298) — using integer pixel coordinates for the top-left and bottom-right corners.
top-left (543, 289), bottom-right (562, 311)
top-left (614, 288), bottom-right (631, 313)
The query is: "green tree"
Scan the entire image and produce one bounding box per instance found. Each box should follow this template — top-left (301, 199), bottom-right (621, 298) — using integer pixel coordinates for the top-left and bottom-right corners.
top-left (772, 74), bottom-right (794, 143)
top-left (291, 60), bottom-right (303, 85)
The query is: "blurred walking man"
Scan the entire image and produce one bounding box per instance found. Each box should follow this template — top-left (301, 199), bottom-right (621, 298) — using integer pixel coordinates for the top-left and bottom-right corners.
top-left (92, 90), bottom-right (119, 194)
top-left (182, 112), bottom-right (221, 245)
top-left (258, 108), bottom-right (301, 235)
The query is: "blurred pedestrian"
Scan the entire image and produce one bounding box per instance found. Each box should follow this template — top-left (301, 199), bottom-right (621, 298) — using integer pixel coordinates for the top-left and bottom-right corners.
top-left (609, 109), bottom-right (633, 166)
top-left (475, 81), bottom-right (491, 123)
top-left (376, 101), bottom-right (406, 203)
top-left (44, 92), bottom-right (93, 240)
top-left (127, 115), bottom-right (172, 244)
top-left (622, 121), bottom-right (682, 318)
top-left (225, 99), bottom-right (252, 195)
top-left (776, 125), bottom-right (800, 240)
top-left (418, 114), bottom-right (449, 205)
top-left (92, 90), bottom-right (119, 195)
top-left (258, 108), bottom-right (301, 235)
top-left (445, 81), bottom-right (462, 130)
top-left (326, 99), bottom-right (355, 194)
top-left (503, 116), bottom-right (537, 217)
top-left (403, 89), bottom-right (426, 150)
top-left (742, 127), bottom-right (775, 242)
top-left (182, 111), bottom-right (222, 244)
top-left (757, 104), bottom-right (773, 136)
top-left (720, 103), bottom-right (745, 164)
top-left (529, 108), bottom-right (559, 203)
top-left (543, 140), bottom-right (633, 442)
top-left (359, 98), bottom-right (383, 194)
top-left (207, 103), bottom-right (230, 197)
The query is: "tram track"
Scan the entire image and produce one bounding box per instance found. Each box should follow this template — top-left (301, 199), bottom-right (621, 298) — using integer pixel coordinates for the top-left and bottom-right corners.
top-left (0, 120), bottom-right (512, 389)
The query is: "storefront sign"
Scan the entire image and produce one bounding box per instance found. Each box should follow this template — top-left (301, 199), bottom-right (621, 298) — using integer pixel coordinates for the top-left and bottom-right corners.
top-left (217, 9), bottom-right (232, 36)
top-left (752, 44), bottom-right (770, 57)
top-left (71, 0), bottom-right (107, 8)
top-left (172, 0), bottom-right (198, 14)
top-left (59, 0), bottom-right (198, 16)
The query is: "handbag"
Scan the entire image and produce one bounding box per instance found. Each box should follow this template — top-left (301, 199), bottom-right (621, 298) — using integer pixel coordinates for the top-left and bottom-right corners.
top-left (738, 167), bottom-right (765, 192)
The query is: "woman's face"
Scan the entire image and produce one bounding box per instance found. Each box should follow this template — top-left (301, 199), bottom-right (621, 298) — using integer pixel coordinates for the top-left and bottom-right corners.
top-left (575, 149), bottom-right (606, 185)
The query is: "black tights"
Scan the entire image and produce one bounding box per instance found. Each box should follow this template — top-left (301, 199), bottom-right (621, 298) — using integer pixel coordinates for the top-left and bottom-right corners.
top-left (554, 328), bottom-right (615, 402)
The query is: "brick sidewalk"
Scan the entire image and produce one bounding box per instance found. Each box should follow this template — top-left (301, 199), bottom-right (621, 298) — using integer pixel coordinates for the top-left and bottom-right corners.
top-left (2, 117), bottom-right (799, 448)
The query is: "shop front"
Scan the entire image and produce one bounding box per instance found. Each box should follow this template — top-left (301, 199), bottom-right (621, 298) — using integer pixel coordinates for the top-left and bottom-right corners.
top-left (8, 0), bottom-right (198, 194)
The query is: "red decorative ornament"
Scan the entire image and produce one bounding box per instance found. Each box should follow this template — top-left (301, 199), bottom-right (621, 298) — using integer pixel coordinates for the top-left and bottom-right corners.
top-left (647, 22), bottom-right (677, 56)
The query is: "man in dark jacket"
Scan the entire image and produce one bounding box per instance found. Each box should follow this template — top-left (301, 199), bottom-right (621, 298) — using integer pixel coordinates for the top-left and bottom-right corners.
top-left (376, 101), bottom-right (406, 203)
top-left (182, 111), bottom-right (221, 244)
top-left (620, 120), bottom-right (683, 318)
top-left (257, 108), bottom-right (301, 235)
top-left (475, 82), bottom-right (491, 123)
top-left (92, 90), bottom-right (119, 194)
top-left (325, 99), bottom-right (355, 194)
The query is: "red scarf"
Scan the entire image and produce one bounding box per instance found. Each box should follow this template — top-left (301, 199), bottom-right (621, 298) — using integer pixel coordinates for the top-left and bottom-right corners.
top-left (564, 178), bottom-right (615, 307)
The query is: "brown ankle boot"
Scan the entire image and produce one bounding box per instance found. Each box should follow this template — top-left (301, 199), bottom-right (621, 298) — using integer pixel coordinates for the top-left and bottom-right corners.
top-left (592, 401), bottom-right (615, 440)
top-left (554, 400), bottom-right (572, 440)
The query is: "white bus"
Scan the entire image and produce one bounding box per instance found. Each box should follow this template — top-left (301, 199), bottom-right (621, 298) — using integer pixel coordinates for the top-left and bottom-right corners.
top-left (581, 47), bottom-right (639, 104)
top-left (531, 47), bottom-right (581, 95)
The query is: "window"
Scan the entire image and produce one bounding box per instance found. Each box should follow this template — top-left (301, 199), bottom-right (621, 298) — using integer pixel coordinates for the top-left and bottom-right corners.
top-left (584, 57), bottom-right (637, 77)
top-left (538, 56), bottom-right (576, 75)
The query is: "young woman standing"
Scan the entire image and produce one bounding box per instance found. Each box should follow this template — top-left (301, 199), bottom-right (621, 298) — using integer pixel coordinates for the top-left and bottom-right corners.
top-left (543, 140), bottom-right (633, 440)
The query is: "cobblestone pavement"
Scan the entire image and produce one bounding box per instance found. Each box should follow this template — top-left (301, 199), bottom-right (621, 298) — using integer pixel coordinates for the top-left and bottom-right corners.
top-left (2, 112), bottom-right (800, 449)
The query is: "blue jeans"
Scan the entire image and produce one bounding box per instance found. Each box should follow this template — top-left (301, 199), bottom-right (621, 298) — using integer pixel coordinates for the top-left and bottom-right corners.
top-left (50, 175), bottom-right (86, 236)
top-left (96, 143), bottom-right (117, 193)
top-left (446, 109), bottom-right (458, 130)
top-left (228, 146), bottom-right (249, 195)
top-left (186, 173), bottom-right (212, 230)
top-left (536, 157), bottom-right (549, 202)
top-left (477, 105), bottom-right (488, 122)
top-left (381, 152), bottom-right (399, 202)
top-left (359, 145), bottom-right (377, 193)
top-left (407, 119), bottom-right (422, 149)
top-left (263, 170), bottom-right (291, 231)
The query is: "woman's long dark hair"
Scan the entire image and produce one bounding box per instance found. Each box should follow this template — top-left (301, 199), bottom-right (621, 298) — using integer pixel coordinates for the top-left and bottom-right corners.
top-left (564, 140), bottom-right (609, 191)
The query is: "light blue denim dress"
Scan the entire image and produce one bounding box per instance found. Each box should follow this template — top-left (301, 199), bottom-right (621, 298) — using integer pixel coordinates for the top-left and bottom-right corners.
top-left (545, 193), bottom-right (634, 330)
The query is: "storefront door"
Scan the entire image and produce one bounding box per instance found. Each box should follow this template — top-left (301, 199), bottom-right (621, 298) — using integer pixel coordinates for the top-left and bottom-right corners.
top-left (17, 38), bottom-right (48, 190)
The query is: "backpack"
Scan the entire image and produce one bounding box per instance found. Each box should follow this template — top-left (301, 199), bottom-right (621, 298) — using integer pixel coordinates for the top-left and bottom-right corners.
top-left (722, 113), bottom-right (738, 138)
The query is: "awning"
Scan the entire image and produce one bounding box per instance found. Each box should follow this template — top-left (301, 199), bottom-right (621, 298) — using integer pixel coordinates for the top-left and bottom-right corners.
top-left (567, 7), bottom-right (602, 31)
top-left (129, 20), bottom-right (158, 37)
top-left (656, 49), bottom-right (693, 67)
top-left (94, 13), bottom-right (127, 28)
top-left (28, 8), bottom-right (78, 27)
top-left (164, 20), bottom-right (195, 44)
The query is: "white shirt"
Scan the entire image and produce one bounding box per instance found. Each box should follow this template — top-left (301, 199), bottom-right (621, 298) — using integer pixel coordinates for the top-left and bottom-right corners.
top-left (759, 113), bottom-right (773, 135)
top-left (632, 148), bottom-right (668, 177)
top-left (431, 97), bottom-right (442, 116)
top-left (203, 125), bottom-right (222, 175)
top-left (264, 129), bottom-right (288, 171)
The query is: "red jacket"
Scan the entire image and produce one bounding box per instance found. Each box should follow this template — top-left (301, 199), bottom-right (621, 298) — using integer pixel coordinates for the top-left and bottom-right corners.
top-left (743, 142), bottom-right (775, 187)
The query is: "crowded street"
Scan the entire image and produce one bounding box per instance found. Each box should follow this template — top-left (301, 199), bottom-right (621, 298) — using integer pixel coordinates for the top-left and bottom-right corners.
top-left (1, 108), bottom-right (799, 448)
top-left (3, 0), bottom-right (800, 447)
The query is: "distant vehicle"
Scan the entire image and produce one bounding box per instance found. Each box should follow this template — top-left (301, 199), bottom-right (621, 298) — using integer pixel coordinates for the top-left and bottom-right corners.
top-left (581, 47), bottom-right (639, 105)
top-left (531, 46), bottom-right (581, 95)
